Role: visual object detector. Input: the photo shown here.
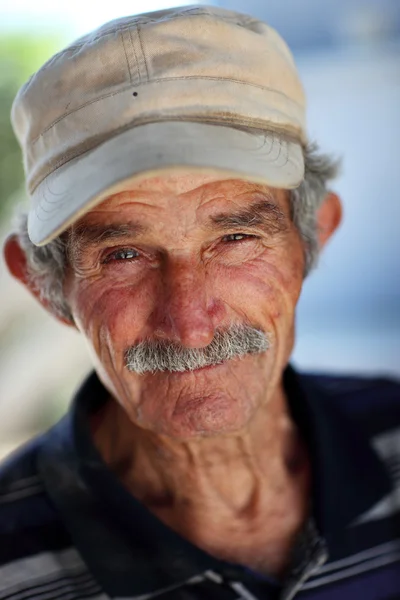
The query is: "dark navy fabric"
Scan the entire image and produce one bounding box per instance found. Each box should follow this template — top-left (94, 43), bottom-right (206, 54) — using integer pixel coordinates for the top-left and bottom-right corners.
top-left (0, 365), bottom-right (399, 600)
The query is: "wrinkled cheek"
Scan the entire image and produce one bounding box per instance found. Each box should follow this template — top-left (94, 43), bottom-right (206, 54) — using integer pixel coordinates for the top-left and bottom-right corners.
top-left (265, 261), bottom-right (303, 360)
top-left (69, 279), bottom-right (157, 368)
top-left (239, 266), bottom-right (300, 328)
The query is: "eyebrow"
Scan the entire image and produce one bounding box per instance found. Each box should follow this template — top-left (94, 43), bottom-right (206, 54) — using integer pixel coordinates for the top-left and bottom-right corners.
top-left (69, 195), bottom-right (288, 257)
top-left (208, 197), bottom-right (289, 235)
top-left (70, 221), bottom-right (148, 249)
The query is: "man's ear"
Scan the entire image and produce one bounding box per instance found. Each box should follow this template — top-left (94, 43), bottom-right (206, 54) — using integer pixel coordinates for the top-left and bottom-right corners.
top-left (3, 234), bottom-right (74, 328)
top-left (317, 192), bottom-right (342, 249)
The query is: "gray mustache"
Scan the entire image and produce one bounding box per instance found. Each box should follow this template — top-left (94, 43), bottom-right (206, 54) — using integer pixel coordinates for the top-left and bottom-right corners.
top-left (124, 325), bottom-right (271, 374)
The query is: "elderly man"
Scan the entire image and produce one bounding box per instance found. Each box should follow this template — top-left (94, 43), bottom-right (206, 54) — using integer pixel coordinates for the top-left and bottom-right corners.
top-left (1, 5), bottom-right (399, 600)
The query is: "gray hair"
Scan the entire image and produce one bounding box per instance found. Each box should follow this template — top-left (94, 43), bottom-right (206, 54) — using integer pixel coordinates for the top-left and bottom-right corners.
top-left (13, 142), bottom-right (339, 323)
top-left (125, 324), bottom-right (270, 374)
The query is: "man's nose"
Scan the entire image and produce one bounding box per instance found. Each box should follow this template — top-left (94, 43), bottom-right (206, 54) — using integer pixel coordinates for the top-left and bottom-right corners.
top-left (151, 257), bottom-right (215, 348)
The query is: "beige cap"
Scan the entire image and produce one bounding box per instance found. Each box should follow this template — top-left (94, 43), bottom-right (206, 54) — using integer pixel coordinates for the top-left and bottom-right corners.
top-left (11, 5), bottom-right (307, 246)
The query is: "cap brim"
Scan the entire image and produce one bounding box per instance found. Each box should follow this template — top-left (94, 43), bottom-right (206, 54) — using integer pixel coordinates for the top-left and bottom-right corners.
top-left (28, 121), bottom-right (304, 245)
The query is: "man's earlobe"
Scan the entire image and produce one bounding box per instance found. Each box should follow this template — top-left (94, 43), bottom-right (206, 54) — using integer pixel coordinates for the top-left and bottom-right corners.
top-left (317, 192), bottom-right (342, 249)
top-left (3, 235), bottom-right (74, 328)
top-left (3, 235), bottom-right (30, 287)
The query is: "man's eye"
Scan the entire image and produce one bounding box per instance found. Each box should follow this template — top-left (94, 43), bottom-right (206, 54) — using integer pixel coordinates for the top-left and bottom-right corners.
top-left (222, 233), bottom-right (255, 242)
top-left (103, 248), bottom-right (140, 263)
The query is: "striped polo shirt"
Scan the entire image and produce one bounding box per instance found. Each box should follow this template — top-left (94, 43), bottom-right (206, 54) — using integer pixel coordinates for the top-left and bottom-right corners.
top-left (0, 365), bottom-right (399, 600)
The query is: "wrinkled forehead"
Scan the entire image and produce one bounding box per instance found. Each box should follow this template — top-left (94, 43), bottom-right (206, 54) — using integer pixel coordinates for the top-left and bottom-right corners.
top-left (73, 172), bottom-right (290, 222)
top-left (126, 171), bottom-right (235, 196)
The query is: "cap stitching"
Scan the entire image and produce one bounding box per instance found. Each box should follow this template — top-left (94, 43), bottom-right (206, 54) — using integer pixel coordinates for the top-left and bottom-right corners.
top-left (129, 27), bottom-right (141, 85)
top-left (30, 78), bottom-right (302, 147)
top-left (136, 24), bottom-right (149, 82)
top-left (120, 30), bottom-right (133, 85)
top-left (17, 11), bottom-right (249, 103)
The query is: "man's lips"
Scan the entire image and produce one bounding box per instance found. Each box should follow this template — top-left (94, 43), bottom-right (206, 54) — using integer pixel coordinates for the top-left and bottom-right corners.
top-left (165, 361), bottom-right (226, 376)
top-left (191, 363), bottom-right (221, 372)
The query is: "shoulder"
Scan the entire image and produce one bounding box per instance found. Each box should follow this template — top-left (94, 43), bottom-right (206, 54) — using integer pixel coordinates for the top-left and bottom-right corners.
top-left (298, 369), bottom-right (400, 501)
top-left (0, 435), bottom-right (43, 492)
top-left (0, 434), bottom-right (100, 599)
top-left (299, 369), bottom-right (400, 399)
top-left (0, 433), bottom-right (72, 566)
top-left (299, 370), bottom-right (400, 428)
top-left (0, 435), bottom-right (46, 516)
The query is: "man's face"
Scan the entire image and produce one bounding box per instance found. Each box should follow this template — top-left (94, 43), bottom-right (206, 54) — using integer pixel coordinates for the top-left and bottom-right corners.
top-left (64, 173), bottom-right (305, 438)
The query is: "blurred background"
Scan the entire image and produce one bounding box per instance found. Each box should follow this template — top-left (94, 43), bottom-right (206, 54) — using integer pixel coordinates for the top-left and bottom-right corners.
top-left (0, 0), bottom-right (399, 459)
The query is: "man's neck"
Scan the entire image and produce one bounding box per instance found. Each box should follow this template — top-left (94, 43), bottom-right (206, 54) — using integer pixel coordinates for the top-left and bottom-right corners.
top-left (91, 383), bottom-right (311, 578)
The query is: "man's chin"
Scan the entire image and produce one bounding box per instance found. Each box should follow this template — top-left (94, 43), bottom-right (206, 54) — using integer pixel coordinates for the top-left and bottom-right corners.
top-left (161, 392), bottom-right (256, 439)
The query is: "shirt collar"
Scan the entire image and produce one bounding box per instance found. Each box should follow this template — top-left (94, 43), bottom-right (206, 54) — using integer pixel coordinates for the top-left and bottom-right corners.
top-left (37, 365), bottom-right (392, 598)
